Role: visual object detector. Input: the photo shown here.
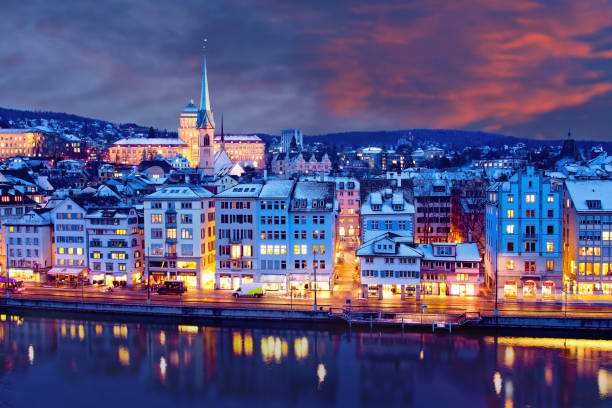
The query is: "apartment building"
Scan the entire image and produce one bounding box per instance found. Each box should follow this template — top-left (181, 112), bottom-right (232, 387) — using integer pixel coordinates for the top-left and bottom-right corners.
top-left (4, 208), bottom-right (53, 282)
top-left (417, 242), bottom-right (481, 296)
top-left (361, 188), bottom-right (415, 243)
top-left (49, 198), bottom-right (88, 280)
top-left (288, 181), bottom-right (336, 291)
top-left (214, 183), bottom-right (263, 290)
top-left (144, 185), bottom-right (215, 289)
top-left (563, 180), bottom-right (612, 295)
top-left (356, 232), bottom-right (422, 300)
top-left (414, 179), bottom-right (451, 243)
top-left (485, 167), bottom-right (563, 300)
top-left (86, 207), bottom-right (144, 287)
top-left (334, 177), bottom-right (360, 242)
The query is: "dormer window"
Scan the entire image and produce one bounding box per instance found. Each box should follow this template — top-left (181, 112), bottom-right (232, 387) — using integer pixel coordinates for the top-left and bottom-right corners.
top-left (392, 204), bottom-right (403, 211)
top-left (587, 200), bottom-right (602, 210)
top-left (372, 204), bottom-right (382, 211)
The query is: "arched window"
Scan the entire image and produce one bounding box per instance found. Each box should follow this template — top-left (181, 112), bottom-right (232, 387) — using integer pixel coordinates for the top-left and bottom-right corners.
top-left (203, 135), bottom-right (210, 146)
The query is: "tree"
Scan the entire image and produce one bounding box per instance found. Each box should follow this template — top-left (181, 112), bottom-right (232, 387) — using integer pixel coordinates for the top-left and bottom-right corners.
top-left (147, 127), bottom-right (156, 139)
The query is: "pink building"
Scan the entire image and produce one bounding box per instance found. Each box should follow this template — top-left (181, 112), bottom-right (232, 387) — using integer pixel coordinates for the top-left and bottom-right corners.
top-left (334, 178), bottom-right (360, 241)
top-left (417, 242), bottom-right (481, 296)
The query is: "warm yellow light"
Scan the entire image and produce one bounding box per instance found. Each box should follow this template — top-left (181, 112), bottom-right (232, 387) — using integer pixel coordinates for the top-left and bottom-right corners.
top-left (118, 346), bottom-right (130, 366)
top-left (317, 363), bottom-right (327, 386)
top-left (28, 344), bottom-right (34, 365)
top-left (493, 371), bottom-right (502, 395)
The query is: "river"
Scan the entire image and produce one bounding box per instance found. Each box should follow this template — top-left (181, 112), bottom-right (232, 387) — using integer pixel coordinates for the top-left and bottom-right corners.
top-left (0, 313), bottom-right (611, 407)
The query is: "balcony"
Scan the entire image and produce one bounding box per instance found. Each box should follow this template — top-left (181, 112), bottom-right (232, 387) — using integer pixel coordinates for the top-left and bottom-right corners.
top-left (523, 233), bottom-right (538, 239)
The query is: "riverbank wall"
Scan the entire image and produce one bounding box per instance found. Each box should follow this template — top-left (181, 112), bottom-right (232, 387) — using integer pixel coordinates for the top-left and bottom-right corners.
top-left (1, 297), bottom-right (611, 334)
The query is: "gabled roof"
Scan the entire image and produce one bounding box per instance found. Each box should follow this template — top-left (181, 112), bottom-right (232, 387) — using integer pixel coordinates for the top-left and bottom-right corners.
top-left (565, 180), bottom-right (612, 212)
top-left (356, 232), bottom-right (423, 257)
top-left (145, 185), bottom-right (214, 200)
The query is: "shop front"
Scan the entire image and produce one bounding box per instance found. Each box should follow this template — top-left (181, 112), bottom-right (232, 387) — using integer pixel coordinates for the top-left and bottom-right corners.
top-left (8, 268), bottom-right (41, 283)
top-left (450, 283), bottom-right (475, 296)
top-left (542, 281), bottom-right (555, 298)
top-left (422, 281), bottom-right (447, 296)
top-left (522, 280), bottom-right (537, 298)
top-left (176, 272), bottom-right (197, 288)
top-left (262, 274), bottom-right (286, 291)
top-left (503, 280), bottom-right (518, 298)
top-left (47, 267), bottom-right (87, 286)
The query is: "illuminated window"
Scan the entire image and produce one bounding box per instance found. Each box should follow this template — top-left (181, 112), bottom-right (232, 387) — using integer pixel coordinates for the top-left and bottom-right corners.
top-left (546, 260), bottom-right (554, 271)
top-left (525, 194), bottom-right (535, 203)
top-left (243, 245), bottom-right (252, 257)
top-left (604, 231), bottom-right (610, 241)
top-left (166, 228), bottom-right (176, 239)
top-left (507, 209), bottom-right (514, 219)
top-left (231, 245), bottom-right (241, 259)
top-left (547, 195), bottom-right (554, 203)
top-left (260, 245), bottom-right (266, 255)
top-left (546, 241), bottom-right (554, 253)
top-left (181, 228), bottom-right (193, 239)
top-left (506, 260), bottom-right (514, 270)
top-left (116, 229), bottom-right (127, 235)
top-left (294, 245), bottom-right (300, 255)
top-left (506, 224), bottom-right (515, 234)
top-left (151, 214), bottom-right (162, 223)
top-left (507, 195), bottom-right (514, 203)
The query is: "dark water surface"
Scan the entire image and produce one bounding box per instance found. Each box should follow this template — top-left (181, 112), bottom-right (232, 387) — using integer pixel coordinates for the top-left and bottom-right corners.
top-left (0, 313), bottom-right (611, 407)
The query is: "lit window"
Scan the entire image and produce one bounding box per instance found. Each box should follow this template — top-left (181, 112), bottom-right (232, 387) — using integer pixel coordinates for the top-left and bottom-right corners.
top-left (151, 214), bottom-right (162, 223)
top-left (506, 260), bottom-right (514, 270)
top-left (507, 209), bottom-right (514, 219)
top-left (525, 194), bottom-right (536, 203)
top-left (546, 260), bottom-right (554, 271)
top-left (507, 195), bottom-right (514, 203)
top-left (547, 195), bottom-right (554, 203)
top-left (506, 224), bottom-right (515, 234)
top-left (546, 241), bottom-right (554, 253)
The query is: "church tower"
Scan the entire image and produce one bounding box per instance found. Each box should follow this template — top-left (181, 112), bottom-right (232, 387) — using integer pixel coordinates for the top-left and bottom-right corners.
top-left (178, 99), bottom-right (199, 167)
top-left (196, 54), bottom-right (215, 175)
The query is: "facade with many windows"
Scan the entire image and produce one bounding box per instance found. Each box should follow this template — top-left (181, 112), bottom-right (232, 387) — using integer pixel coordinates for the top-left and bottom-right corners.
top-left (49, 198), bottom-right (88, 278)
top-left (414, 179), bottom-right (451, 243)
top-left (563, 180), bottom-right (612, 295)
top-left (4, 209), bottom-right (53, 282)
top-left (144, 186), bottom-right (216, 289)
top-left (334, 177), bottom-right (360, 242)
top-left (214, 183), bottom-right (263, 290)
top-left (86, 207), bottom-right (144, 287)
top-left (361, 188), bottom-right (415, 243)
top-left (485, 167), bottom-right (563, 300)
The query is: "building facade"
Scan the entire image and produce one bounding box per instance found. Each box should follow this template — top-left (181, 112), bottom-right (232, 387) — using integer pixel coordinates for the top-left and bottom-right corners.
top-left (213, 135), bottom-right (265, 169)
top-left (49, 198), bottom-right (88, 279)
top-left (334, 177), bottom-right (360, 242)
top-left (86, 207), bottom-right (144, 287)
top-left (485, 167), bottom-right (563, 300)
top-left (563, 180), bottom-right (612, 295)
top-left (361, 188), bottom-right (415, 243)
top-left (0, 129), bottom-right (42, 159)
top-left (144, 186), bottom-right (216, 289)
top-left (4, 209), bottom-right (53, 283)
top-left (414, 179), bottom-right (451, 243)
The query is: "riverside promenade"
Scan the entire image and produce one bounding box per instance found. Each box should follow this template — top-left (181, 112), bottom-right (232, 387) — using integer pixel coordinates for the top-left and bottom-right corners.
top-left (2, 296), bottom-right (612, 334)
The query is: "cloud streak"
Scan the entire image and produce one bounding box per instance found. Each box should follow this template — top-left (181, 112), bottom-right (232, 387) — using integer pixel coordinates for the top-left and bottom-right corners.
top-left (0, 0), bottom-right (612, 140)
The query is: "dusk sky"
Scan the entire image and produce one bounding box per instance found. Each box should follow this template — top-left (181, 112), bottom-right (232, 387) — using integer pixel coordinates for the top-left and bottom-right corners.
top-left (2, 0), bottom-right (612, 140)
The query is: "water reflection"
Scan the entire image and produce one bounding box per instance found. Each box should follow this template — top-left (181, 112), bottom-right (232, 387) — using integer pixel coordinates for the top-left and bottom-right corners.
top-left (0, 313), bottom-right (610, 407)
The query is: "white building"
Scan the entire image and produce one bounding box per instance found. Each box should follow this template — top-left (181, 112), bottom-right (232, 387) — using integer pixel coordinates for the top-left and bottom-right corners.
top-left (214, 183), bottom-right (262, 290)
top-left (4, 209), bottom-right (53, 283)
top-left (143, 185), bottom-right (215, 289)
top-left (356, 232), bottom-right (422, 299)
top-left (49, 198), bottom-right (88, 280)
top-left (86, 207), bottom-right (144, 287)
top-left (361, 188), bottom-right (415, 243)
top-left (563, 180), bottom-right (612, 295)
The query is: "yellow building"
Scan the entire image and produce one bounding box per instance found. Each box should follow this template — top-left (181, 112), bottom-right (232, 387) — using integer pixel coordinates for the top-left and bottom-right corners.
top-left (108, 53), bottom-right (216, 174)
top-left (0, 129), bottom-right (42, 159)
top-left (107, 138), bottom-right (189, 165)
top-left (213, 135), bottom-right (266, 169)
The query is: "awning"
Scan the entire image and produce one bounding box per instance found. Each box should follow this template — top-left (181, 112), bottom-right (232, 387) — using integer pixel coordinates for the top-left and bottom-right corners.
top-left (47, 267), bottom-right (86, 275)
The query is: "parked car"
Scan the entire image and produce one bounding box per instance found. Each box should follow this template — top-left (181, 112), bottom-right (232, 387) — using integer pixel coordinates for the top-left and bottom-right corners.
top-left (157, 280), bottom-right (187, 295)
top-left (0, 278), bottom-right (25, 294)
top-left (233, 282), bottom-right (265, 298)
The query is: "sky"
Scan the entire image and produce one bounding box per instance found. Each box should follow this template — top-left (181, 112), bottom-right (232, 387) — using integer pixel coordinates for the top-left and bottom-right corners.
top-left (1, 0), bottom-right (612, 140)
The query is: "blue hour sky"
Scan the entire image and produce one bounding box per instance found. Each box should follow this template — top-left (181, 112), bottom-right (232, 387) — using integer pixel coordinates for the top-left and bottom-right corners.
top-left (1, 0), bottom-right (612, 140)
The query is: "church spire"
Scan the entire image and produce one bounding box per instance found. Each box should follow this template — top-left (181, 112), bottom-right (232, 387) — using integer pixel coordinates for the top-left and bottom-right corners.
top-left (200, 54), bottom-right (210, 113)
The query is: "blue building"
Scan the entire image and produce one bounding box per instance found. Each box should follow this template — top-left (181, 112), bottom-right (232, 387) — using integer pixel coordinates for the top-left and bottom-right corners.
top-left (485, 166), bottom-right (563, 300)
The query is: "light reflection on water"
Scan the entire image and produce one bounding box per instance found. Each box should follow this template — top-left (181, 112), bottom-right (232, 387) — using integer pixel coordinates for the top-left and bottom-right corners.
top-left (0, 314), bottom-right (610, 407)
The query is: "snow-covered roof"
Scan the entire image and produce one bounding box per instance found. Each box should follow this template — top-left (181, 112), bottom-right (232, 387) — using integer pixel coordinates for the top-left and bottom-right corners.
top-left (259, 180), bottom-right (295, 198)
top-left (215, 183), bottom-right (263, 198)
top-left (213, 134), bottom-right (264, 143)
top-left (356, 233), bottom-right (423, 257)
top-left (361, 189), bottom-right (415, 216)
top-left (416, 243), bottom-right (481, 262)
top-left (565, 180), bottom-right (612, 212)
top-left (0, 128), bottom-right (41, 134)
top-left (112, 138), bottom-right (188, 147)
top-left (144, 185), bottom-right (214, 200)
